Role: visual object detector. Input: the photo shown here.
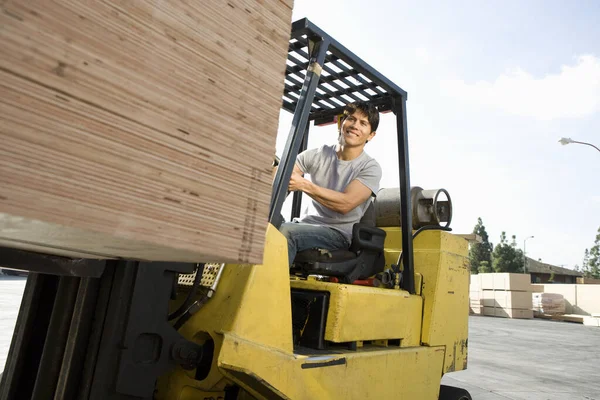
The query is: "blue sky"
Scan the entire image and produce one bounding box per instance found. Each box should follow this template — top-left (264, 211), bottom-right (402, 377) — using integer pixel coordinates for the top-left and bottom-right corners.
top-left (275, 0), bottom-right (600, 269)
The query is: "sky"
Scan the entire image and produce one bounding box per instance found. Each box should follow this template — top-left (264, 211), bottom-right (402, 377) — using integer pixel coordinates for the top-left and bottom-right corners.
top-left (274, 0), bottom-right (600, 269)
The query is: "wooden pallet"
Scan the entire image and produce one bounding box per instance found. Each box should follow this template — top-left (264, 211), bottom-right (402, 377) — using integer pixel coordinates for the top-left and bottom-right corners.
top-left (534, 313), bottom-right (585, 324)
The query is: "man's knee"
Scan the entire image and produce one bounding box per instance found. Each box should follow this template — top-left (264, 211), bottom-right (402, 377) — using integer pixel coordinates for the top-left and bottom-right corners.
top-left (279, 222), bottom-right (295, 240)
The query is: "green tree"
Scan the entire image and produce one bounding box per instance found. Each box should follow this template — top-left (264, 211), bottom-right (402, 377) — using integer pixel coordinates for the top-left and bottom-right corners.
top-left (468, 217), bottom-right (493, 274)
top-left (479, 260), bottom-right (493, 273)
top-left (582, 249), bottom-right (590, 276)
top-left (586, 227), bottom-right (600, 279)
top-left (492, 232), bottom-right (525, 273)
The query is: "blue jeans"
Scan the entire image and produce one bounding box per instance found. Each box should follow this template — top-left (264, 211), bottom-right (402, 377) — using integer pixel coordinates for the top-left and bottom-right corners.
top-left (280, 222), bottom-right (349, 266)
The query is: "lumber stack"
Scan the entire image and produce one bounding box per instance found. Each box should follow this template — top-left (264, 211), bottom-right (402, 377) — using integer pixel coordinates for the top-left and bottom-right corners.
top-left (532, 293), bottom-right (566, 315)
top-left (469, 274), bottom-right (483, 315)
top-left (0, 1), bottom-right (293, 263)
top-left (531, 283), bottom-right (600, 315)
top-left (472, 273), bottom-right (533, 319)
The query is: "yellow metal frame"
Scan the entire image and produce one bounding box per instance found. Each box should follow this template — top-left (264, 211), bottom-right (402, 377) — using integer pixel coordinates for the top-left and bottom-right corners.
top-left (156, 223), bottom-right (470, 399)
top-left (383, 228), bottom-right (470, 372)
top-left (290, 279), bottom-right (422, 345)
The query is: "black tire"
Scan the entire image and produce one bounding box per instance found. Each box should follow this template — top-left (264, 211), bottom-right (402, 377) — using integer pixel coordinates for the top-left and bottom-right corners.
top-left (439, 385), bottom-right (472, 400)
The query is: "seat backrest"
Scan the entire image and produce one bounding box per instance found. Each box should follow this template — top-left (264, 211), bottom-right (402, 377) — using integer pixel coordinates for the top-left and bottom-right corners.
top-left (361, 190), bottom-right (398, 228)
top-left (359, 201), bottom-right (376, 227)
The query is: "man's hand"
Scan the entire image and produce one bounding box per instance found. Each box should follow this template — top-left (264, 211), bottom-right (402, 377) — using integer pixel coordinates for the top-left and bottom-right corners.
top-left (288, 171), bottom-right (308, 192)
top-left (288, 164), bottom-right (308, 192)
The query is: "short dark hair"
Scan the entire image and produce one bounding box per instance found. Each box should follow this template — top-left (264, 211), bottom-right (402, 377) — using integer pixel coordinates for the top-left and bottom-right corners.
top-left (340, 101), bottom-right (380, 132)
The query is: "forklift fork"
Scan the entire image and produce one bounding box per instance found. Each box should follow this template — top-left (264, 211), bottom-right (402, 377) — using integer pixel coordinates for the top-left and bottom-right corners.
top-left (0, 248), bottom-right (205, 400)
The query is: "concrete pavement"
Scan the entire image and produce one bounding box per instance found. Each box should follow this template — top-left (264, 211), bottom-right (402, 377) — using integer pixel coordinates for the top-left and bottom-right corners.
top-left (442, 315), bottom-right (600, 399)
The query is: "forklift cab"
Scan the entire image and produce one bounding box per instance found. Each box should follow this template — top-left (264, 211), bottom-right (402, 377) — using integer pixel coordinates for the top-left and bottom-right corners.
top-left (272, 18), bottom-right (452, 287)
top-left (270, 17), bottom-right (419, 292)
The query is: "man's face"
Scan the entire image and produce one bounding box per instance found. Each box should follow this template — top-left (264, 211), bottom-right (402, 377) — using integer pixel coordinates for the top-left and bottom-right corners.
top-left (339, 110), bottom-right (376, 147)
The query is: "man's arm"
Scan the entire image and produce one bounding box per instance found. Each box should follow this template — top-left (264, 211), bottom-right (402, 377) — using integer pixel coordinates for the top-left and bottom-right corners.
top-left (288, 164), bottom-right (372, 215)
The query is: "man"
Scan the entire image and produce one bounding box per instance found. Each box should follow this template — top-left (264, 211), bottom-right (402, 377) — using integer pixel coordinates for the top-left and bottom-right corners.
top-left (280, 101), bottom-right (382, 266)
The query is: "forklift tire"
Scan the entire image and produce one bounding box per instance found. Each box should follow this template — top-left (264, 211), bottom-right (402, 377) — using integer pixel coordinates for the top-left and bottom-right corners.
top-left (439, 385), bottom-right (472, 400)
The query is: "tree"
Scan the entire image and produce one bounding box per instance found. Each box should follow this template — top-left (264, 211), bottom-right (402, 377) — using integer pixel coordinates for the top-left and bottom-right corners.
top-left (586, 227), bottom-right (600, 279)
top-left (582, 249), bottom-right (590, 276)
top-left (468, 218), bottom-right (493, 274)
top-left (479, 260), bottom-right (493, 273)
top-left (492, 232), bottom-right (524, 273)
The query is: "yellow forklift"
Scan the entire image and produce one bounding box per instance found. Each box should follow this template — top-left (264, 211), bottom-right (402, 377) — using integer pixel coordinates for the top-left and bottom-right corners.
top-left (0, 18), bottom-right (471, 400)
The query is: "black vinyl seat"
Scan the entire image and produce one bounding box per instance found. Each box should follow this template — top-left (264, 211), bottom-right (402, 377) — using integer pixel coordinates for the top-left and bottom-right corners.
top-left (290, 202), bottom-right (386, 283)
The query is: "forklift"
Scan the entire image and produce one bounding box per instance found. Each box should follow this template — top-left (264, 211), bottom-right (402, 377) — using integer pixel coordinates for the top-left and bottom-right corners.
top-left (0, 18), bottom-right (472, 399)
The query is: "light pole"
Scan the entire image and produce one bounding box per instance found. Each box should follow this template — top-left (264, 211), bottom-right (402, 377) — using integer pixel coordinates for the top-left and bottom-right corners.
top-left (523, 236), bottom-right (534, 273)
top-left (558, 137), bottom-right (600, 153)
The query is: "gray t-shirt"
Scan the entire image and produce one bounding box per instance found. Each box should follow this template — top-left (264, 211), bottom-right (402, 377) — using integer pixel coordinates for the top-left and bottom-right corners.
top-left (295, 144), bottom-right (382, 243)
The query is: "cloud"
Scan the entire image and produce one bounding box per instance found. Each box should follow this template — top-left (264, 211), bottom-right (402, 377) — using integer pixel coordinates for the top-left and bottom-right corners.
top-left (441, 55), bottom-right (600, 120)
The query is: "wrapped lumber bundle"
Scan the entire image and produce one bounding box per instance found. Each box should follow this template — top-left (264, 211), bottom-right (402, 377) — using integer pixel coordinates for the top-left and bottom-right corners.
top-left (0, 1), bottom-right (293, 264)
top-left (532, 293), bottom-right (566, 315)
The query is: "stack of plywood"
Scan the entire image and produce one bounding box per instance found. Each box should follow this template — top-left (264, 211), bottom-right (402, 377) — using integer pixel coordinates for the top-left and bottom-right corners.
top-left (0, 1), bottom-right (293, 264)
top-left (469, 274), bottom-right (483, 315)
top-left (532, 293), bottom-right (566, 315)
top-left (479, 273), bottom-right (533, 319)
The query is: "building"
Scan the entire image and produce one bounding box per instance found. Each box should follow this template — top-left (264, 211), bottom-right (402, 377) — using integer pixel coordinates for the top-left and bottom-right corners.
top-left (525, 257), bottom-right (582, 284)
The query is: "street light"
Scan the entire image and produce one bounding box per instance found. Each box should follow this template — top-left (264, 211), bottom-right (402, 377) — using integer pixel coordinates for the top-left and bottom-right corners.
top-left (558, 137), bottom-right (600, 153)
top-left (523, 236), bottom-right (534, 274)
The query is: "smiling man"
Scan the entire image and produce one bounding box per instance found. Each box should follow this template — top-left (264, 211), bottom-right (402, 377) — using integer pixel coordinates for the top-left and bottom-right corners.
top-left (280, 101), bottom-right (382, 267)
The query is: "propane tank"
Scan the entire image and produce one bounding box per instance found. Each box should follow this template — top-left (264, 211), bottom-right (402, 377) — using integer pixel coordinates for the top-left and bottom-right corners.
top-left (374, 187), bottom-right (452, 229)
